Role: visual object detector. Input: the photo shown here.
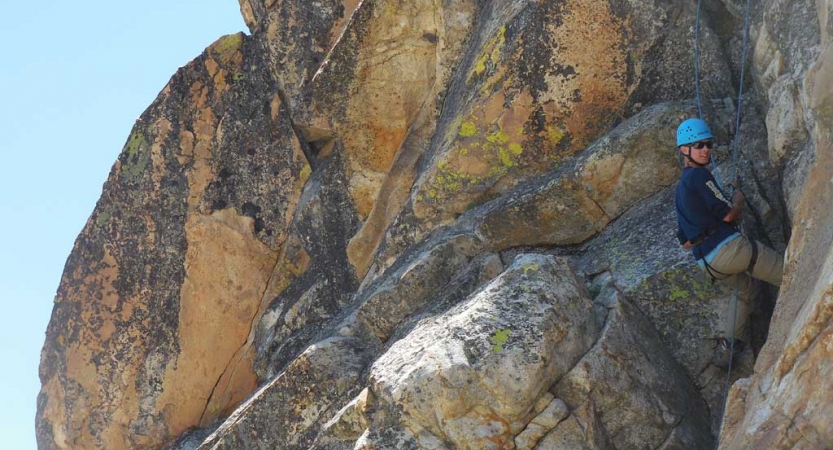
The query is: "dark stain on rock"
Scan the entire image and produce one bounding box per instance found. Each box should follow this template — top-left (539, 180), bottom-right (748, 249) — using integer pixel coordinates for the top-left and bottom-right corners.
top-left (241, 202), bottom-right (262, 218)
top-left (37, 32), bottom-right (309, 449)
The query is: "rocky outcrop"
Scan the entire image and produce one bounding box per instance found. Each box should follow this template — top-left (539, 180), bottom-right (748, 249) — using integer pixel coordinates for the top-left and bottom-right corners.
top-left (365, 0), bottom-right (735, 278)
top-left (36, 0), bottom-right (833, 448)
top-left (717, 0), bottom-right (833, 446)
top-left (36, 33), bottom-right (314, 450)
top-left (362, 255), bottom-right (596, 450)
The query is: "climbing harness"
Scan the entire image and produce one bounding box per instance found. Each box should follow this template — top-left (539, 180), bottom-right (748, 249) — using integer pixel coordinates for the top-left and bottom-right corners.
top-left (692, 0), bottom-right (754, 444)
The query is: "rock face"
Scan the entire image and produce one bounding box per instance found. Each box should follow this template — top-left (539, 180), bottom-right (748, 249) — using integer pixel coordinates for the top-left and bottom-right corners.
top-left (364, 255), bottom-right (596, 450)
top-left (37, 33), bottom-right (313, 450)
top-left (36, 0), bottom-right (832, 449)
top-left (717, 0), bottom-right (833, 447)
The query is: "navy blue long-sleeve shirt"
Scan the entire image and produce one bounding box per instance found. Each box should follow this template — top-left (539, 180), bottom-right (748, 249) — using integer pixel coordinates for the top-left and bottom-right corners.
top-left (675, 167), bottom-right (737, 259)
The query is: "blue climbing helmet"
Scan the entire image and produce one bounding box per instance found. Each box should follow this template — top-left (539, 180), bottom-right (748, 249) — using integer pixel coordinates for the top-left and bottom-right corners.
top-left (676, 118), bottom-right (714, 146)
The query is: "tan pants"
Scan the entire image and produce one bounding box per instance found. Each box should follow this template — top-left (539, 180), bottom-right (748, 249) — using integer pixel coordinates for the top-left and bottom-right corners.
top-left (700, 234), bottom-right (784, 339)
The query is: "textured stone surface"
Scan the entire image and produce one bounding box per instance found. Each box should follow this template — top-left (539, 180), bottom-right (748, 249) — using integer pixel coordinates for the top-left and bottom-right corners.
top-left (719, 138), bottom-right (833, 449)
top-left (37, 0), bottom-right (833, 448)
top-left (465, 101), bottom-right (690, 253)
top-left (534, 402), bottom-right (614, 450)
top-left (252, 152), bottom-right (360, 382)
top-left (553, 293), bottom-right (714, 450)
top-left (36, 33), bottom-right (310, 450)
top-left (365, 0), bottom-right (734, 273)
top-left (365, 255), bottom-right (596, 450)
top-left (354, 233), bottom-right (479, 341)
top-left (409, 0), bottom-right (723, 223)
top-left (717, 0), bottom-right (833, 447)
top-left (196, 336), bottom-right (379, 450)
top-left (513, 396), bottom-right (568, 450)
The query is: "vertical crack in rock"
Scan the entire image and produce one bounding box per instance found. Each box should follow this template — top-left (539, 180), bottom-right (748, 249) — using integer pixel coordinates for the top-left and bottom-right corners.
top-left (198, 255), bottom-right (283, 427)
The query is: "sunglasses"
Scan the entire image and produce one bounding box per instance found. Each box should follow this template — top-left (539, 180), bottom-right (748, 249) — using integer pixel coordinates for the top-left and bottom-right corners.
top-left (687, 140), bottom-right (714, 150)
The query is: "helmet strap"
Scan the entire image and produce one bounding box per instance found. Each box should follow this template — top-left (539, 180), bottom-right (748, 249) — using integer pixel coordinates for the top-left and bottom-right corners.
top-left (681, 147), bottom-right (707, 167)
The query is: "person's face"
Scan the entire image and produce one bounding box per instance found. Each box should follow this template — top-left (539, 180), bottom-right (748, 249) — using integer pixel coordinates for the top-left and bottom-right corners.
top-left (681, 139), bottom-right (714, 165)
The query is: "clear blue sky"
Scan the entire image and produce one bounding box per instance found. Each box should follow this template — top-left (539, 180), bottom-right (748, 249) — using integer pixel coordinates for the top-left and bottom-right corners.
top-left (0, 1), bottom-right (246, 447)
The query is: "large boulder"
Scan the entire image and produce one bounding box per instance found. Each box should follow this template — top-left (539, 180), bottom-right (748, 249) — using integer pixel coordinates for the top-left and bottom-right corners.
top-left (361, 254), bottom-right (597, 449)
top-left (36, 34), bottom-right (312, 450)
top-left (197, 336), bottom-right (379, 450)
top-left (240, 0), bottom-right (480, 280)
top-left (552, 289), bottom-right (714, 450)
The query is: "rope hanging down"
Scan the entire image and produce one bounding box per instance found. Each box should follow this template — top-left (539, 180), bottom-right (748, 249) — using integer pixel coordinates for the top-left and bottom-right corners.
top-left (693, 0), bottom-right (754, 445)
top-left (695, 0), bottom-right (726, 190)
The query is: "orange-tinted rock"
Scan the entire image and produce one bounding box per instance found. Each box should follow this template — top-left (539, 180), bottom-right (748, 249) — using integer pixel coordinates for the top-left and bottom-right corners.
top-left (717, 0), bottom-right (833, 446)
top-left (718, 128), bottom-right (833, 450)
top-left (366, 0), bottom-right (732, 275)
top-left (36, 34), bottom-right (311, 449)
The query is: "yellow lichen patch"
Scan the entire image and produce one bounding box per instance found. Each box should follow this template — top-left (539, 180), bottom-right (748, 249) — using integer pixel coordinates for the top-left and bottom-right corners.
top-left (471, 25), bottom-right (507, 79)
top-left (157, 208), bottom-right (279, 435)
top-left (459, 121), bottom-right (477, 137)
top-left (299, 164), bottom-right (312, 183)
top-left (415, 85), bottom-right (535, 219)
top-left (487, 129), bottom-right (510, 145)
top-left (209, 33), bottom-right (244, 66)
top-left (545, 124), bottom-right (566, 147)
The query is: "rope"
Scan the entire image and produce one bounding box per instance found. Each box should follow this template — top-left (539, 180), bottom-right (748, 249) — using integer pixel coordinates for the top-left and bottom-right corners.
top-left (731, 0), bottom-right (754, 186)
top-left (695, 0), bottom-right (704, 119)
top-left (694, 0), bottom-right (726, 190)
top-left (692, 0), bottom-right (755, 446)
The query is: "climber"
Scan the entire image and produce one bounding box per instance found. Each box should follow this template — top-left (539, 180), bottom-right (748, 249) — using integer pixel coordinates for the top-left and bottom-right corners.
top-left (673, 118), bottom-right (784, 368)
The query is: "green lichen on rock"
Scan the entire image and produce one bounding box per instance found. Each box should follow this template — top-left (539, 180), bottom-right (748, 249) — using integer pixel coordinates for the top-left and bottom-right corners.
top-left (121, 131), bottom-right (150, 182)
top-left (632, 265), bottom-right (720, 302)
top-left (471, 26), bottom-right (507, 79)
top-left (459, 121), bottom-right (477, 137)
top-left (96, 211), bottom-right (111, 227)
top-left (299, 164), bottom-right (312, 183)
top-left (668, 285), bottom-right (690, 302)
top-left (522, 263), bottom-right (540, 275)
top-left (210, 33), bottom-right (244, 64)
top-left (426, 124), bottom-right (526, 206)
top-left (489, 328), bottom-right (512, 352)
top-left (125, 132), bottom-right (146, 159)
